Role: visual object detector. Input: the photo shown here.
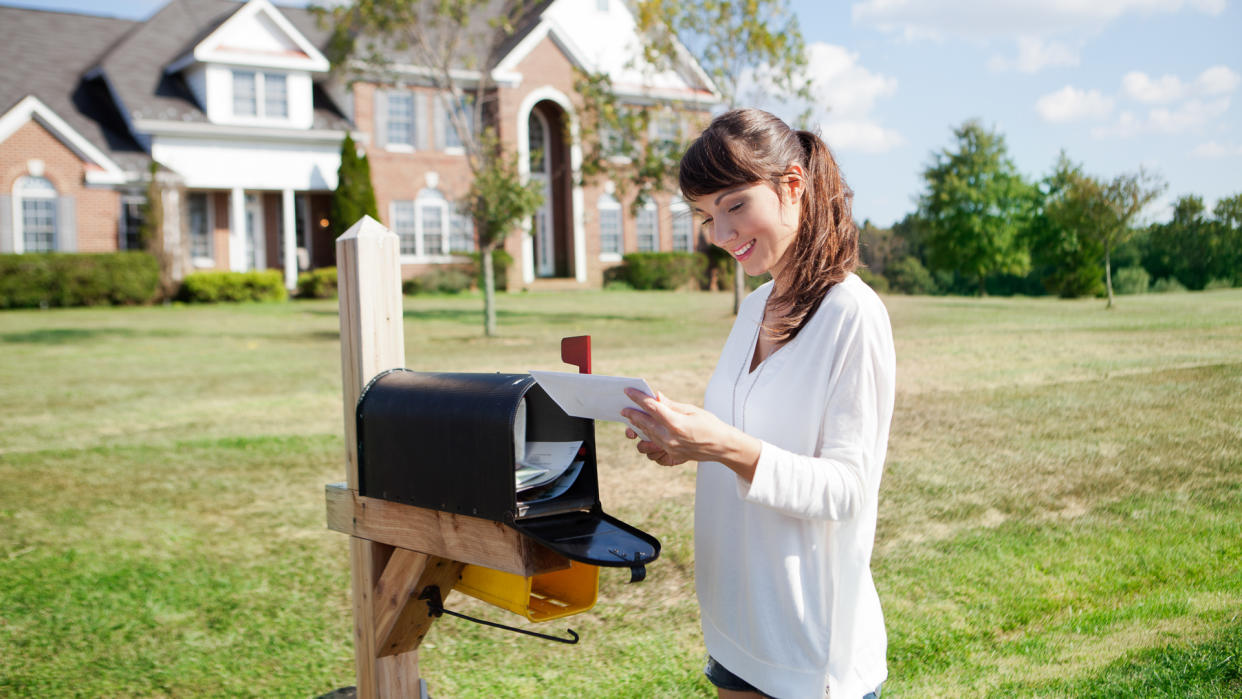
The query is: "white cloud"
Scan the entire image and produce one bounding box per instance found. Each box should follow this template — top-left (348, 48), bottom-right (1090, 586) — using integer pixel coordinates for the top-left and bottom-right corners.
top-left (744, 42), bottom-right (904, 153)
top-left (852, 0), bottom-right (1226, 39)
top-left (1036, 86), bottom-right (1115, 122)
top-left (1192, 141), bottom-right (1242, 157)
top-left (1197, 65), bottom-right (1241, 95)
top-left (989, 36), bottom-right (1080, 73)
top-left (1092, 97), bottom-right (1231, 137)
top-left (819, 120), bottom-right (906, 153)
top-left (1122, 66), bottom-right (1239, 103)
top-left (1122, 71), bottom-right (1187, 103)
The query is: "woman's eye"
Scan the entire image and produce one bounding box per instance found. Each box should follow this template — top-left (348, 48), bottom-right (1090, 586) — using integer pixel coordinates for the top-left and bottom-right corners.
top-left (727, 202), bottom-right (743, 213)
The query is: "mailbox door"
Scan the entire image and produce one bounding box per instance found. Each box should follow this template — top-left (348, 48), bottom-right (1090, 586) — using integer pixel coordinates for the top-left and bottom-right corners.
top-left (513, 509), bottom-right (660, 569)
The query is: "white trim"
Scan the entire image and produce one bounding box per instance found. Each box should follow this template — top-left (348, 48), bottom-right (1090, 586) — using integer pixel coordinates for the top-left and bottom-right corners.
top-left (0, 96), bottom-right (129, 182)
top-left (185, 0), bottom-right (330, 73)
top-left (597, 189), bottom-right (623, 259)
top-left (493, 17), bottom-right (590, 75)
top-left (132, 118), bottom-right (346, 143)
top-left (11, 175), bottom-right (59, 255)
top-left (282, 187), bottom-right (296, 289)
top-left (186, 191), bottom-right (216, 268)
top-left (230, 187), bottom-right (246, 271)
top-left (515, 86), bottom-right (585, 285)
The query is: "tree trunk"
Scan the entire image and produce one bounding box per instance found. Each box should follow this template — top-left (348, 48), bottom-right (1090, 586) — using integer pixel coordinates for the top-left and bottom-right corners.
top-left (1105, 246), bottom-right (1114, 309)
top-left (733, 262), bottom-right (744, 315)
top-left (482, 244), bottom-right (497, 336)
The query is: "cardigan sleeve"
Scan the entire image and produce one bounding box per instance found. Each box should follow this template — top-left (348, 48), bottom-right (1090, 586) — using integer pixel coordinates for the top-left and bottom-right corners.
top-left (737, 304), bottom-right (893, 521)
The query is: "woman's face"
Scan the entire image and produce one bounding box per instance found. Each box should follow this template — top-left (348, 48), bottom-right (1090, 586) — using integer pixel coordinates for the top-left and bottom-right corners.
top-left (689, 169), bottom-right (803, 281)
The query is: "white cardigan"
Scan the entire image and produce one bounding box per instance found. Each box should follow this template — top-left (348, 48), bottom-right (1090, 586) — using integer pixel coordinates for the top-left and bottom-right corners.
top-left (697, 273), bottom-right (895, 698)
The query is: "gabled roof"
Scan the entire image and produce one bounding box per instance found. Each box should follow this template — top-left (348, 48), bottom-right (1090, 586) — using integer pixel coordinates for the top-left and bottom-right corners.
top-left (0, 5), bottom-right (149, 174)
top-left (88, 0), bottom-right (347, 129)
top-left (165, 0), bottom-right (330, 74)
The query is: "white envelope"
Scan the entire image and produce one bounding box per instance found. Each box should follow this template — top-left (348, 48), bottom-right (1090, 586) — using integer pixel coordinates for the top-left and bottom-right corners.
top-left (528, 370), bottom-right (656, 438)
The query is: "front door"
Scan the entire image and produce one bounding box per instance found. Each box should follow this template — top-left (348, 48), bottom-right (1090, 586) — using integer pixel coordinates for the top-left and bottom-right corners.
top-left (529, 110), bottom-right (555, 278)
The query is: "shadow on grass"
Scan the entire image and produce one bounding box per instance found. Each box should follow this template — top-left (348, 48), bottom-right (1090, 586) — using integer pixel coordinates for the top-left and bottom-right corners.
top-left (402, 308), bottom-right (659, 325)
top-left (0, 327), bottom-right (185, 344)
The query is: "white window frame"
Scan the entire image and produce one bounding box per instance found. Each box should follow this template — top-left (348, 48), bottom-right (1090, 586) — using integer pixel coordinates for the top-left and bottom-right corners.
top-left (440, 93), bottom-right (472, 155)
top-left (386, 92), bottom-right (416, 152)
top-left (670, 197), bottom-right (693, 252)
top-left (392, 200), bottom-right (417, 255)
top-left (12, 175), bottom-right (58, 254)
top-left (119, 194), bottom-right (145, 251)
top-left (598, 191), bottom-right (622, 261)
top-left (420, 195), bottom-right (448, 257)
top-left (187, 191), bottom-right (214, 267)
top-left (448, 203), bottom-right (475, 253)
top-left (231, 70), bottom-right (290, 123)
top-left (636, 200), bottom-right (658, 252)
top-left (394, 189), bottom-right (462, 263)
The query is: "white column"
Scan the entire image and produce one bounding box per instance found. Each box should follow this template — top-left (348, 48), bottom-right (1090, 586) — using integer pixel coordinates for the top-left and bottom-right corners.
top-left (282, 188), bottom-right (297, 290)
top-left (229, 187), bottom-right (246, 271)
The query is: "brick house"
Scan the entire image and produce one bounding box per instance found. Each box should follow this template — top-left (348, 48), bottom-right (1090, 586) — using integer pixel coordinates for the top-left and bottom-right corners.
top-left (0, 0), bottom-right (718, 291)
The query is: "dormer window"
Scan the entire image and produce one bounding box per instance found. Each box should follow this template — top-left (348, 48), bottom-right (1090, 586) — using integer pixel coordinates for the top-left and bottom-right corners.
top-left (231, 69), bottom-right (289, 120)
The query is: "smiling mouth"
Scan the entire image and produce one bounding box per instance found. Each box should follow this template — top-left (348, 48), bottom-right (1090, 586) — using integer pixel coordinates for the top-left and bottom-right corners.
top-left (733, 240), bottom-right (756, 259)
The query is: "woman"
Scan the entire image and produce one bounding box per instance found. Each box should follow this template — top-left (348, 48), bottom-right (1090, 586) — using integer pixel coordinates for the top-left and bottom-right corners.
top-left (621, 108), bottom-right (895, 699)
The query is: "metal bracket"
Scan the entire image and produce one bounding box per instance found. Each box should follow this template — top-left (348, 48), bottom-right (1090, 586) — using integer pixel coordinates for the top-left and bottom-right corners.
top-left (418, 585), bottom-right (580, 645)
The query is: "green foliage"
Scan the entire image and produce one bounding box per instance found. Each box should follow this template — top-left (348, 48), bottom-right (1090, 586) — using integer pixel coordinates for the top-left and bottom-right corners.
top-left (1205, 277), bottom-right (1236, 290)
top-left (1113, 266), bottom-right (1150, 295)
top-left (856, 267), bottom-right (889, 293)
top-left (467, 248), bottom-right (512, 292)
top-left (402, 267), bottom-right (473, 295)
top-left (1141, 193), bottom-right (1241, 291)
top-left (1026, 153), bottom-right (1106, 298)
top-left (329, 133), bottom-right (379, 238)
top-left (296, 267), bottom-right (338, 299)
top-left (178, 270), bottom-right (288, 303)
top-left (918, 120), bottom-right (1035, 294)
top-left (885, 255), bottom-right (938, 295)
top-left (462, 130), bottom-right (544, 251)
top-left (1151, 277), bottom-right (1188, 293)
top-left (0, 252), bottom-right (160, 308)
top-left (619, 252), bottom-right (708, 290)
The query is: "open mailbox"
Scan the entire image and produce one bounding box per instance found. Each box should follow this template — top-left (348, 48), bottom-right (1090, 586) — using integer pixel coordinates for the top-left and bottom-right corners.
top-left (355, 368), bottom-right (660, 619)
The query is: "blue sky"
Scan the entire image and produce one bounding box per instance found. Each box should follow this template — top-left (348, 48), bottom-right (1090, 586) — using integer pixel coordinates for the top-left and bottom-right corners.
top-left (8, 0), bottom-right (1240, 227)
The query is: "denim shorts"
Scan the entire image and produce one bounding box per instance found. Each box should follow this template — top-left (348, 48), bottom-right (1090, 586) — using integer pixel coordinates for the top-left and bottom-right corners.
top-left (704, 655), bottom-right (882, 699)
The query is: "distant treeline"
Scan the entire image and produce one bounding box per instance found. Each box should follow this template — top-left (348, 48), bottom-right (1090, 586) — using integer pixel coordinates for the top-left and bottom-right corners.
top-left (856, 120), bottom-right (1241, 298)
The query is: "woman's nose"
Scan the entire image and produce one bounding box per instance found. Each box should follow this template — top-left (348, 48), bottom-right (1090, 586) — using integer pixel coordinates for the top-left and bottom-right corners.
top-left (711, 221), bottom-right (733, 246)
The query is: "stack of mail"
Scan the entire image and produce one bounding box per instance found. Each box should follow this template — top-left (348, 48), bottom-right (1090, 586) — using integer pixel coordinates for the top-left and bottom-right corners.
top-left (515, 440), bottom-right (583, 504)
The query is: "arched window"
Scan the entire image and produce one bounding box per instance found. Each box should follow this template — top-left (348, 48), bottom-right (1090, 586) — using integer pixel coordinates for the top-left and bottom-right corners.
top-left (670, 196), bottom-right (693, 252)
top-left (636, 199), bottom-right (658, 252)
top-left (598, 190), bottom-right (622, 257)
top-left (418, 188), bottom-right (447, 256)
top-left (16, 176), bottom-right (58, 253)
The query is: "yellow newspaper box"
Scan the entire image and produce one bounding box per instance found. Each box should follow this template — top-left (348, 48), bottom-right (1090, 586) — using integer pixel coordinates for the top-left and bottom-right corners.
top-left (457, 560), bottom-right (599, 622)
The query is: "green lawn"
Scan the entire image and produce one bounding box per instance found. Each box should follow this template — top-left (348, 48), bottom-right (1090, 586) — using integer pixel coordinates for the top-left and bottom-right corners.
top-left (1, 288), bottom-right (1240, 697)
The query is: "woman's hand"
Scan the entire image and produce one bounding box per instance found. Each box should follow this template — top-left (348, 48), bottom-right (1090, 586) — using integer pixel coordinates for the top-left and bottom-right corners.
top-left (621, 388), bottom-right (762, 481)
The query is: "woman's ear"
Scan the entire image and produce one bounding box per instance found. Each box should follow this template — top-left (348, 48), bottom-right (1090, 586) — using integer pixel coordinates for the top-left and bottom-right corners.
top-left (782, 164), bottom-right (806, 203)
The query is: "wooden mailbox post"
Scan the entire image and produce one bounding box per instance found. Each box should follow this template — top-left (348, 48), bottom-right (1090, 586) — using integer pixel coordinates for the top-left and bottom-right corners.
top-left (325, 216), bottom-right (569, 698)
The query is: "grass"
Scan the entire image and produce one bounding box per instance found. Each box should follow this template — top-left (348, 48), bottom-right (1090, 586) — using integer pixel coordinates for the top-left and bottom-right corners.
top-left (1, 288), bottom-right (1240, 697)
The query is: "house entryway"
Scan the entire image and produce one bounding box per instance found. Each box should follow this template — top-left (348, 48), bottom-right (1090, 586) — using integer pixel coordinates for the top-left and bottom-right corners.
top-left (527, 100), bottom-right (573, 279)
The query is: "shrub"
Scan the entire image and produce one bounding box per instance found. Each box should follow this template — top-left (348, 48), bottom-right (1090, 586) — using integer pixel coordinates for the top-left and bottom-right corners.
top-left (619, 252), bottom-right (708, 290)
top-left (886, 256), bottom-right (938, 295)
top-left (296, 267), bottom-right (338, 299)
top-left (1151, 277), bottom-right (1188, 293)
top-left (856, 268), bottom-right (889, 293)
top-left (1113, 266), bottom-right (1150, 295)
top-left (1204, 277), bottom-right (1236, 291)
top-left (403, 267), bottom-right (473, 295)
top-left (179, 270), bottom-right (288, 303)
top-left (0, 252), bottom-right (159, 309)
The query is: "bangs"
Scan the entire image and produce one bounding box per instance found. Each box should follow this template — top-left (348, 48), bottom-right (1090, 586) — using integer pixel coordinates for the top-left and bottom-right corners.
top-left (678, 128), bottom-right (766, 200)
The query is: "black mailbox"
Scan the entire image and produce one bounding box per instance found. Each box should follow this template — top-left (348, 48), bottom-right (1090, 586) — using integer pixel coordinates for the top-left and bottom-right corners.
top-left (356, 369), bottom-right (660, 574)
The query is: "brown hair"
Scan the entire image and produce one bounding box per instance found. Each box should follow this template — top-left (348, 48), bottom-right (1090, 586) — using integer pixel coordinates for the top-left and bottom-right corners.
top-left (679, 108), bottom-right (858, 344)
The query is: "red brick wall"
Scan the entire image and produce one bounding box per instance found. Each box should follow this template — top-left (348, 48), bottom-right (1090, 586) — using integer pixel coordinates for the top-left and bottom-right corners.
top-left (0, 119), bottom-right (120, 252)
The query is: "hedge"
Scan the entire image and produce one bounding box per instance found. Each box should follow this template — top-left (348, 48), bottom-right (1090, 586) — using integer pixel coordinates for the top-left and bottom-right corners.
top-left (297, 267), bottom-right (338, 299)
top-left (0, 252), bottom-right (160, 309)
top-left (403, 267), bottom-right (473, 295)
top-left (178, 270), bottom-right (288, 303)
top-left (619, 252), bottom-right (708, 290)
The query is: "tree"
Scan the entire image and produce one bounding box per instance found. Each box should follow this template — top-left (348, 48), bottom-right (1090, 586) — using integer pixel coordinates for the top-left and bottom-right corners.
top-left (1028, 153), bottom-right (1105, 298)
top-left (320, 1), bottom-right (544, 336)
top-left (139, 161), bottom-right (176, 301)
top-left (330, 133), bottom-right (379, 239)
top-left (582, 0), bottom-right (812, 314)
top-left (918, 120), bottom-right (1035, 295)
top-left (1091, 169), bottom-right (1164, 307)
